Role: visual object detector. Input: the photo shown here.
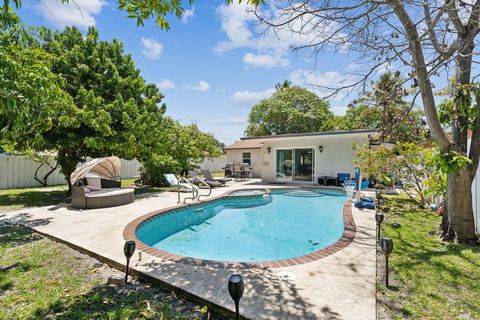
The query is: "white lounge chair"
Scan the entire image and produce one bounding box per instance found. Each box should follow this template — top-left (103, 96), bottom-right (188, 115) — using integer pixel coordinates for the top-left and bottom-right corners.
top-left (164, 174), bottom-right (198, 192)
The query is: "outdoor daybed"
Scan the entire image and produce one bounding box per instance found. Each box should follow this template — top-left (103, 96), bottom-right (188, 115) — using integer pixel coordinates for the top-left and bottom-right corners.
top-left (70, 156), bottom-right (134, 209)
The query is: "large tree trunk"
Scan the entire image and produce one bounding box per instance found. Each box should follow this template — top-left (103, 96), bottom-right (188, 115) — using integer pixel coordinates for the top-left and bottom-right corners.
top-left (56, 148), bottom-right (81, 194)
top-left (445, 34), bottom-right (478, 244)
top-left (446, 169), bottom-right (477, 244)
top-left (391, 3), bottom-right (479, 244)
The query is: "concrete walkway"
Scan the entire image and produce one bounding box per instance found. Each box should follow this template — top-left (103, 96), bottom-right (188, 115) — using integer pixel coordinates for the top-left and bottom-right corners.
top-left (1, 180), bottom-right (376, 320)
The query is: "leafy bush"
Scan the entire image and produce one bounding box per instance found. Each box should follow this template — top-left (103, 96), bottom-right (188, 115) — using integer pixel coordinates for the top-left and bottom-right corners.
top-left (140, 154), bottom-right (179, 186)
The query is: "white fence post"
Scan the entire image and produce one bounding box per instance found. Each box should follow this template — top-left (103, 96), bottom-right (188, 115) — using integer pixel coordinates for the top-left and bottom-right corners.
top-left (474, 163), bottom-right (480, 233)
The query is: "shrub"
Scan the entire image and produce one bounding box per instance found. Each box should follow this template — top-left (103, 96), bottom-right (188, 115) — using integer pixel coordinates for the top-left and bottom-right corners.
top-left (140, 154), bottom-right (179, 186)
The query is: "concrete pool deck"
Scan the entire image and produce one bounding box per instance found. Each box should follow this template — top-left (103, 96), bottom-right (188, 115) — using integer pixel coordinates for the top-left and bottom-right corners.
top-left (1, 180), bottom-right (376, 320)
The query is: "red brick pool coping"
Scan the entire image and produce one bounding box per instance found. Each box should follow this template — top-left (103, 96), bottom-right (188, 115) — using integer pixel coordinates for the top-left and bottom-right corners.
top-left (123, 188), bottom-right (356, 269)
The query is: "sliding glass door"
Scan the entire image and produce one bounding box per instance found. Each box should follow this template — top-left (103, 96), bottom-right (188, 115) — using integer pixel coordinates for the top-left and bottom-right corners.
top-left (294, 148), bottom-right (314, 181)
top-left (276, 150), bottom-right (293, 181)
top-left (276, 148), bottom-right (315, 182)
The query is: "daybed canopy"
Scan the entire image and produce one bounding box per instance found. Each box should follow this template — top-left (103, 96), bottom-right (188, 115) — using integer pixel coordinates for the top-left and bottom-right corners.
top-left (70, 156), bottom-right (121, 185)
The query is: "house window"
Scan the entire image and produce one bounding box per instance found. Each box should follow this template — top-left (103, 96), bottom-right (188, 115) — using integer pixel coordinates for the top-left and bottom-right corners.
top-left (242, 152), bottom-right (251, 165)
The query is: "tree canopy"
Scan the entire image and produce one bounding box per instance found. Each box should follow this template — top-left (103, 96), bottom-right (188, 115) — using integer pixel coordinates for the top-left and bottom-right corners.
top-left (1, 26), bottom-right (167, 188)
top-left (1, 0), bottom-right (261, 29)
top-left (340, 72), bottom-right (428, 143)
top-left (245, 86), bottom-right (335, 136)
top-left (253, 0), bottom-right (480, 243)
top-left (142, 117), bottom-right (223, 184)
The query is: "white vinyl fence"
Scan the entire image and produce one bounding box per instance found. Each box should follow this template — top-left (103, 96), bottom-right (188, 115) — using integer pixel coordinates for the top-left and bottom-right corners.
top-left (467, 139), bottom-right (480, 233)
top-left (474, 163), bottom-right (480, 233)
top-left (0, 155), bottom-right (141, 189)
top-left (197, 155), bottom-right (228, 173)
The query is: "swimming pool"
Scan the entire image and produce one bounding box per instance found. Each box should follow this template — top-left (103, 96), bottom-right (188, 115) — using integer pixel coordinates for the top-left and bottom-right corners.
top-left (133, 189), bottom-right (351, 265)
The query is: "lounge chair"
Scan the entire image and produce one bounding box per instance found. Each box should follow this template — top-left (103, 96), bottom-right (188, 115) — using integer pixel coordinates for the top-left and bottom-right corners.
top-left (192, 176), bottom-right (222, 188)
top-left (71, 178), bottom-right (134, 209)
top-left (164, 174), bottom-right (198, 192)
top-left (70, 157), bottom-right (134, 209)
top-left (188, 170), bottom-right (200, 178)
top-left (202, 169), bottom-right (232, 186)
top-left (187, 170), bottom-right (222, 188)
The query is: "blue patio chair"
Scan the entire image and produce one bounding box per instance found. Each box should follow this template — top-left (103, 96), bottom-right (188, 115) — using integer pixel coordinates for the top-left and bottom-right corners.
top-left (337, 173), bottom-right (351, 186)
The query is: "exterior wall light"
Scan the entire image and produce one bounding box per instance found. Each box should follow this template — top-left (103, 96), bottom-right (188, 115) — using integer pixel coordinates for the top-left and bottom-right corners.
top-left (319, 145), bottom-right (323, 153)
top-left (123, 240), bottom-right (136, 283)
top-left (228, 274), bottom-right (244, 320)
top-left (267, 147), bottom-right (271, 153)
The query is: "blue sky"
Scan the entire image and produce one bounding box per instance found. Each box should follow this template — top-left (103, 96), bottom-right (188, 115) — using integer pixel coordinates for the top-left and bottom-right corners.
top-left (16, 0), bottom-right (367, 144)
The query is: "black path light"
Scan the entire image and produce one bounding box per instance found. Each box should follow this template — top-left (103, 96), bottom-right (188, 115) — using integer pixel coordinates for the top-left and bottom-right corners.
top-left (375, 186), bottom-right (383, 209)
top-left (380, 237), bottom-right (394, 287)
top-left (228, 274), bottom-right (244, 320)
top-left (375, 187), bottom-right (383, 200)
top-left (124, 240), bottom-right (136, 284)
top-left (375, 211), bottom-right (384, 242)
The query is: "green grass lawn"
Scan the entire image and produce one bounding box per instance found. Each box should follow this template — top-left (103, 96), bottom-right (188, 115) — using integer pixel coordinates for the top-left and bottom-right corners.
top-left (0, 224), bottom-right (211, 320)
top-left (209, 171), bottom-right (225, 178)
top-left (0, 186), bottom-right (69, 212)
top-left (379, 195), bottom-right (480, 319)
top-left (0, 181), bottom-right (171, 212)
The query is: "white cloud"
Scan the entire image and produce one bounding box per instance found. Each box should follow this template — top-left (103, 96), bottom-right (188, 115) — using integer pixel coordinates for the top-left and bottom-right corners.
top-left (289, 69), bottom-right (349, 88)
top-left (181, 6), bottom-right (195, 24)
top-left (141, 37), bottom-right (163, 60)
top-left (215, 3), bottom-right (344, 68)
top-left (34, 0), bottom-right (105, 28)
top-left (190, 80), bottom-right (210, 92)
top-left (231, 88), bottom-right (275, 105)
top-left (157, 79), bottom-right (176, 90)
top-left (242, 53), bottom-right (288, 68)
top-left (288, 69), bottom-right (357, 103)
top-left (214, 3), bottom-right (256, 55)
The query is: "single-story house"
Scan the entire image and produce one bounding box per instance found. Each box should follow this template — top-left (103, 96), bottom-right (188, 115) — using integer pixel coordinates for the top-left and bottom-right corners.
top-left (224, 129), bottom-right (375, 184)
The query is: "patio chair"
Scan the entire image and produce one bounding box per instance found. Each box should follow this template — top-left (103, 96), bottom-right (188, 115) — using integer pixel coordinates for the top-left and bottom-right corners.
top-left (164, 174), bottom-right (198, 192)
top-left (191, 176), bottom-right (222, 188)
top-left (233, 162), bottom-right (243, 179)
top-left (337, 173), bottom-right (351, 186)
top-left (188, 169), bottom-right (222, 188)
top-left (202, 169), bottom-right (232, 186)
top-left (188, 170), bottom-right (200, 178)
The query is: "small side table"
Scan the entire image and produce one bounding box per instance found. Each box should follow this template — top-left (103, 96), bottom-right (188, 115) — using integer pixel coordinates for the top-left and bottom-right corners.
top-left (318, 176), bottom-right (327, 185)
top-left (325, 176), bottom-right (338, 186)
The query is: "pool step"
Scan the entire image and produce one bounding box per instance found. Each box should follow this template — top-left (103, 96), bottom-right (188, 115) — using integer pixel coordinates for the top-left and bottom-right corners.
top-left (189, 221), bottom-right (212, 232)
top-left (283, 190), bottom-right (325, 197)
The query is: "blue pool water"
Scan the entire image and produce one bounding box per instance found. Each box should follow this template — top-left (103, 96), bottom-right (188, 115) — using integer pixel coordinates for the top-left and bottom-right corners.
top-left (136, 190), bottom-right (346, 262)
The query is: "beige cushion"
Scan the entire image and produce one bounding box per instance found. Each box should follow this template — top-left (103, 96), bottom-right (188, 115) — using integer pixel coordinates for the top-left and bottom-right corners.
top-left (85, 188), bottom-right (134, 198)
top-left (86, 177), bottom-right (101, 189)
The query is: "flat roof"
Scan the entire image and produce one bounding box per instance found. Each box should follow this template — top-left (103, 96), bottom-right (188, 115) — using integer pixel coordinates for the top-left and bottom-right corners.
top-left (240, 129), bottom-right (375, 140)
top-left (224, 129), bottom-right (376, 150)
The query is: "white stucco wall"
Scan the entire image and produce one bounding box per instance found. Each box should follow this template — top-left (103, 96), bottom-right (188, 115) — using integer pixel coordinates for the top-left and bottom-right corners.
top-left (224, 149), bottom-right (262, 178)
top-left (259, 133), bottom-right (370, 183)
